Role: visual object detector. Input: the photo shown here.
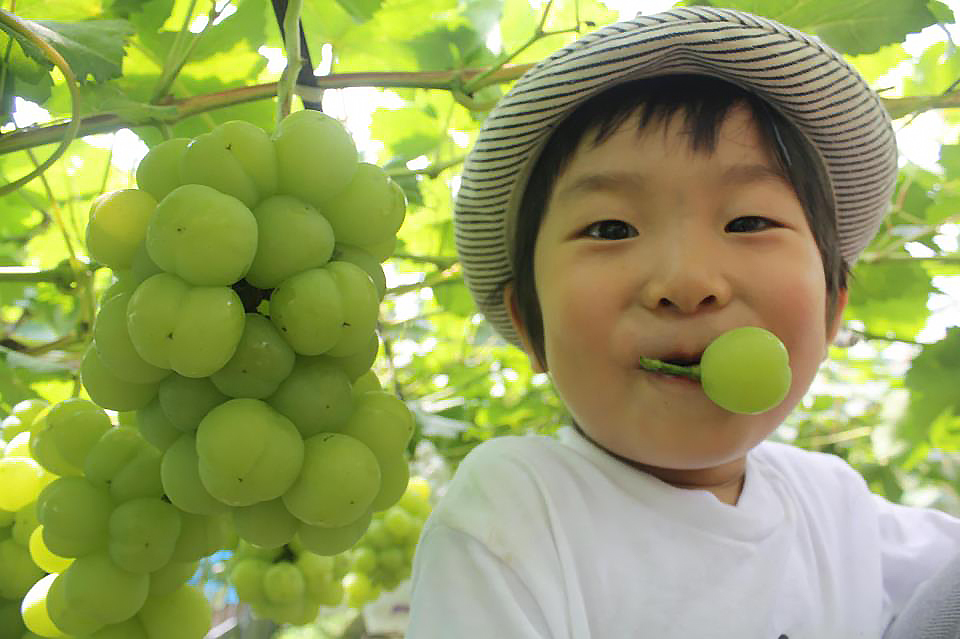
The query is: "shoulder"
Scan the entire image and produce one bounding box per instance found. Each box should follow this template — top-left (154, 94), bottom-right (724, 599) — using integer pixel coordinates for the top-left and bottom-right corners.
top-left (426, 434), bottom-right (574, 560)
top-left (752, 439), bottom-right (868, 489)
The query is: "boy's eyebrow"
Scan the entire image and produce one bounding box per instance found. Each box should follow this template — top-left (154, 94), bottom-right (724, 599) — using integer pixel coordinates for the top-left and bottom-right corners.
top-left (557, 163), bottom-right (790, 199)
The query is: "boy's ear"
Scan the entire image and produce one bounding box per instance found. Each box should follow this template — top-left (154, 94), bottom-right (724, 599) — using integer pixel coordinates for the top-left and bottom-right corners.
top-left (503, 282), bottom-right (547, 374)
top-left (825, 287), bottom-right (849, 353)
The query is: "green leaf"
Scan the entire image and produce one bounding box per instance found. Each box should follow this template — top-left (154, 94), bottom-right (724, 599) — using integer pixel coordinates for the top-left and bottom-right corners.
top-left (4, 19), bottom-right (135, 84)
top-left (335, 0), bottom-right (384, 22)
top-left (900, 328), bottom-right (960, 443)
top-left (371, 106), bottom-right (442, 159)
top-left (847, 258), bottom-right (934, 339)
top-left (904, 41), bottom-right (960, 96)
top-left (107, 0), bottom-right (175, 33)
top-left (691, 0), bottom-right (939, 55)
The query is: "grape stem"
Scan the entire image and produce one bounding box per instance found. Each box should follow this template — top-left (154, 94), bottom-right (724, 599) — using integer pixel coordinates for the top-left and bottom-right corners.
top-left (276, 0), bottom-right (305, 122)
top-left (636, 357), bottom-right (702, 382)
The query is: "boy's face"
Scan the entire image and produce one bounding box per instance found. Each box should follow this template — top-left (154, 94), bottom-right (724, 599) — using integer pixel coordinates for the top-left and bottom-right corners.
top-left (508, 106), bottom-right (846, 492)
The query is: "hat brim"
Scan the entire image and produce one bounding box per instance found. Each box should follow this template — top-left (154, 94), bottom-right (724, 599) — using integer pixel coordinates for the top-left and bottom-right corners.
top-left (454, 6), bottom-right (898, 350)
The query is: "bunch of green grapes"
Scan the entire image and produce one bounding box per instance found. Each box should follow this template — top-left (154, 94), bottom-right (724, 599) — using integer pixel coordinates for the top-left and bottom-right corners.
top-left (14, 398), bottom-right (222, 639)
top-left (340, 476), bottom-right (432, 608)
top-left (83, 110), bottom-right (415, 560)
top-left (227, 539), bottom-right (348, 626)
top-left (0, 400), bottom-right (54, 639)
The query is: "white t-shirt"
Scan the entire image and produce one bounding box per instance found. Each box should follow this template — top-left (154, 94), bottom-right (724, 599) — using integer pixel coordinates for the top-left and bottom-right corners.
top-left (407, 428), bottom-right (960, 639)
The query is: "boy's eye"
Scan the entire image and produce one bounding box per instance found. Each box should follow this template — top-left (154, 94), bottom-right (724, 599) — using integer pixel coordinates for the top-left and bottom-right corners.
top-left (583, 219), bottom-right (638, 240)
top-left (726, 216), bottom-right (779, 233)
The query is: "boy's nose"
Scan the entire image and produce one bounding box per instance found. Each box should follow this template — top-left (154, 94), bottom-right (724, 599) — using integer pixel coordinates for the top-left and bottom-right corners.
top-left (638, 241), bottom-right (733, 314)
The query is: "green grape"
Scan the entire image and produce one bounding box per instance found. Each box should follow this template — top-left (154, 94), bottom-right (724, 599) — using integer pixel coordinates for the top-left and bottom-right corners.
top-left (138, 584), bottom-right (212, 639)
top-left (127, 241), bottom-right (164, 286)
top-left (26, 431), bottom-right (79, 479)
top-left (29, 398), bottom-right (112, 476)
top-left (196, 398), bottom-right (304, 506)
top-left (321, 162), bottom-right (404, 247)
top-left (46, 570), bottom-right (104, 636)
top-left (316, 332), bottom-right (380, 381)
top-left (108, 497), bottom-right (182, 572)
top-left (363, 234), bottom-right (397, 263)
top-left (93, 291), bottom-right (170, 385)
top-left (29, 526), bottom-right (72, 573)
top-left (283, 433), bottom-right (380, 527)
top-left (267, 357), bottom-right (353, 437)
top-left (2, 398), bottom-right (49, 441)
top-left (699, 326), bottom-right (792, 415)
top-left (369, 454), bottom-right (409, 512)
top-left (212, 120), bottom-right (279, 198)
top-left (0, 506), bottom-right (13, 528)
top-left (135, 137), bottom-right (190, 202)
top-left (0, 538), bottom-right (45, 599)
top-left (38, 476), bottom-right (113, 558)
top-left (85, 428), bottom-right (164, 502)
top-left (0, 457), bottom-right (47, 511)
top-left (246, 195), bottom-right (335, 289)
top-left (273, 110), bottom-right (358, 207)
top-left (157, 374), bottom-right (228, 432)
top-left (149, 560), bottom-right (198, 596)
top-left (229, 557), bottom-right (268, 602)
top-left (20, 573), bottom-right (63, 639)
top-left (62, 552), bottom-right (149, 625)
top-left (0, 596), bottom-right (28, 638)
top-left (378, 546), bottom-right (405, 573)
top-left (382, 507), bottom-right (416, 541)
top-left (232, 497), bottom-right (298, 548)
top-left (134, 400), bottom-right (181, 452)
top-left (350, 545), bottom-right (377, 574)
top-left (179, 132), bottom-right (259, 208)
top-left (297, 510), bottom-right (372, 556)
top-left (398, 476), bottom-right (432, 516)
top-left (360, 518), bottom-right (391, 550)
top-left (85, 189), bottom-right (157, 270)
top-left (324, 261), bottom-right (379, 358)
top-left (11, 399), bottom-right (50, 429)
top-left (269, 267), bottom-right (344, 355)
top-left (146, 183), bottom-right (258, 286)
top-left (210, 314), bottom-right (295, 399)
top-left (352, 369), bottom-right (383, 396)
top-left (170, 512), bottom-right (232, 563)
top-left (332, 244), bottom-right (387, 300)
top-left (340, 390), bottom-right (415, 464)
top-left (4, 430), bottom-right (30, 457)
top-left (86, 617), bottom-right (149, 639)
top-left (13, 501), bottom-right (40, 546)
top-left (297, 552), bottom-right (343, 607)
top-left (262, 562), bottom-right (305, 604)
top-left (341, 571), bottom-right (374, 608)
top-left (127, 272), bottom-right (245, 377)
top-left (81, 344), bottom-right (159, 412)
top-left (160, 434), bottom-right (228, 515)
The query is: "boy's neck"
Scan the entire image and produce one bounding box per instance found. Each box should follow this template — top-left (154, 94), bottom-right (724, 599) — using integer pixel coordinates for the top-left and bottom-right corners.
top-left (572, 423), bottom-right (747, 506)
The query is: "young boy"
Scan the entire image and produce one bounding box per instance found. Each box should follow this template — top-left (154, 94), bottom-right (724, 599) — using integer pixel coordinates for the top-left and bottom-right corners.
top-left (407, 7), bottom-right (960, 638)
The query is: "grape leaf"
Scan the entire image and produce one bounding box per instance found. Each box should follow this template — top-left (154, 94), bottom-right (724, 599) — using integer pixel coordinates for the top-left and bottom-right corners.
top-left (846, 259), bottom-right (934, 339)
top-left (1, 19), bottom-right (134, 84)
top-left (689, 0), bottom-right (939, 55)
top-left (335, 0), bottom-right (384, 22)
top-left (899, 328), bottom-right (960, 443)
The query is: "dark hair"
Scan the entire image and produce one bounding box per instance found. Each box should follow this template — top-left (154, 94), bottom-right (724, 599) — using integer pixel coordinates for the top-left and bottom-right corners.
top-left (503, 74), bottom-right (848, 368)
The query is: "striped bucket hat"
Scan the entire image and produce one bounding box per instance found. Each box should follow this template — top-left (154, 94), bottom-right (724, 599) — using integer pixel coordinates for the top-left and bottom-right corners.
top-left (454, 6), bottom-right (899, 349)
